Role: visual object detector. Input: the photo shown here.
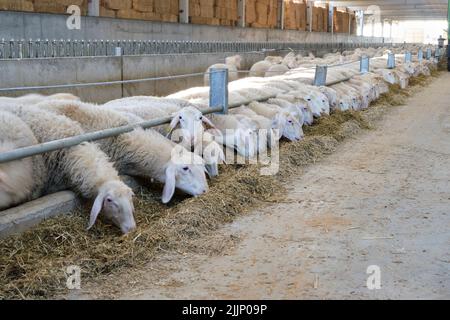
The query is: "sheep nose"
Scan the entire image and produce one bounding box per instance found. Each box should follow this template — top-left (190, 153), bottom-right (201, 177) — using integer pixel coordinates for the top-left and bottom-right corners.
top-left (121, 223), bottom-right (136, 234)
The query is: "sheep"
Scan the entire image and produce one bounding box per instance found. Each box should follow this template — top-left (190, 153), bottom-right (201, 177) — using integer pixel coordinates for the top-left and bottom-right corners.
top-left (249, 60), bottom-right (273, 77)
top-left (282, 52), bottom-right (298, 69)
top-left (265, 56), bottom-right (283, 64)
top-left (265, 64), bottom-right (290, 77)
top-left (37, 99), bottom-right (209, 203)
top-left (204, 55), bottom-right (242, 85)
top-left (0, 93), bottom-right (80, 106)
top-left (229, 107), bottom-right (281, 150)
top-left (274, 94), bottom-right (314, 125)
top-left (208, 113), bottom-right (259, 158)
top-left (247, 102), bottom-right (304, 142)
top-left (0, 104), bottom-right (136, 234)
top-left (266, 98), bottom-right (305, 125)
top-left (104, 98), bottom-right (218, 158)
top-left (0, 111), bottom-right (47, 211)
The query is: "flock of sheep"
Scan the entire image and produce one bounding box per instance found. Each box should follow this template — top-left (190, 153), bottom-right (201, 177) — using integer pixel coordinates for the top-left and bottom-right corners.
top-left (0, 44), bottom-right (438, 235)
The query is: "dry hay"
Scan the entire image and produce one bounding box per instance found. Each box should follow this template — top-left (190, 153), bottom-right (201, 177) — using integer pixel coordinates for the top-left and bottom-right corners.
top-left (0, 69), bottom-right (440, 300)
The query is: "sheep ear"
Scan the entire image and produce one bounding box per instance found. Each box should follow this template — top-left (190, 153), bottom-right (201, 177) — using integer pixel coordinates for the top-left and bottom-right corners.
top-left (169, 115), bottom-right (180, 130)
top-left (202, 116), bottom-right (216, 130)
top-left (162, 165), bottom-right (176, 204)
top-left (88, 192), bottom-right (105, 230)
top-left (166, 116), bottom-right (180, 138)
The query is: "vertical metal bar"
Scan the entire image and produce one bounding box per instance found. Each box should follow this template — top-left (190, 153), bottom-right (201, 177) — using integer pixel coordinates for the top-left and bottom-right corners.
top-left (313, 65), bottom-right (327, 86)
top-left (360, 56), bottom-right (369, 73)
top-left (88, 0), bottom-right (100, 16)
top-left (179, 0), bottom-right (189, 24)
top-left (418, 48), bottom-right (423, 62)
top-left (307, 1), bottom-right (313, 32)
top-left (277, 0), bottom-right (285, 30)
top-left (387, 53), bottom-right (395, 69)
top-left (209, 68), bottom-right (229, 114)
top-left (426, 48), bottom-right (432, 60)
top-left (238, 0), bottom-right (246, 28)
top-left (405, 51), bottom-right (412, 63)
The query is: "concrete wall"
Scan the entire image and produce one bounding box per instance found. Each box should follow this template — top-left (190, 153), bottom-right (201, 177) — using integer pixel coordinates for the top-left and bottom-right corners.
top-left (0, 11), bottom-right (387, 44)
top-left (0, 51), bottom-right (270, 102)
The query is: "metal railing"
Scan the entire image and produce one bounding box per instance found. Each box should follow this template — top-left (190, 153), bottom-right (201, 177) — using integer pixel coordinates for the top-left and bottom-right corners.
top-left (0, 38), bottom-right (391, 59)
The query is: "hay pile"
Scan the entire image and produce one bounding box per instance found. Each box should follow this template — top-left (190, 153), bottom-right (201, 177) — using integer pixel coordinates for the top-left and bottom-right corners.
top-left (0, 70), bottom-right (441, 299)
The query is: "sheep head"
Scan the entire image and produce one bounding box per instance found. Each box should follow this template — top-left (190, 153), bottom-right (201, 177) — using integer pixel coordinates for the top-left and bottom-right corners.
top-left (88, 180), bottom-right (136, 234)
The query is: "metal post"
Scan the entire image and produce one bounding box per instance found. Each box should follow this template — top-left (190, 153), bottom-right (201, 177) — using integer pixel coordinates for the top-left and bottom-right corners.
top-left (179, 0), bottom-right (189, 24)
top-left (405, 51), bottom-right (412, 63)
top-left (328, 4), bottom-right (334, 34)
top-left (426, 48), bottom-right (432, 60)
top-left (360, 56), bottom-right (370, 73)
top-left (418, 48), bottom-right (423, 62)
top-left (277, 0), bottom-right (285, 30)
top-left (313, 65), bottom-right (328, 86)
top-left (359, 10), bottom-right (364, 36)
top-left (307, 1), bottom-right (313, 32)
top-left (389, 20), bottom-right (393, 40)
top-left (209, 68), bottom-right (229, 114)
top-left (387, 53), bottom-right (395, 69)
top-left (238, 0), bottom-right (246, 28)
top-left (87, 0), bottom-right (100, 17)
top-left (448, 0), bottom-right (450, 70)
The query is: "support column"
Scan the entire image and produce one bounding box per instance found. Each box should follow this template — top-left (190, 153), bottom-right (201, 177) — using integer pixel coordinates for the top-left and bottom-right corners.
top-left (359, 10), bottom-right (364, 36)
top-left (371, 17), bottom-right (375, 37)
top-left (447, 0), bottom-right (450, 70)
top-left (238, 0), bottom-right (246, 28)
top-left (306, 1), bottom-right (313, 32)
top-left (87, 0), bottom-right (99, 17)
top-left (179, 0), bottom-right (189, 24)
top-left (277, 0), bottom-right (285, 30)
top-left (328, 3), bottom-right (334, 34)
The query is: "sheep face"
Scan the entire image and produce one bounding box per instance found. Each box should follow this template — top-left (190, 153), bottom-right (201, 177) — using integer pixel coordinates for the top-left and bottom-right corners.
top-left (202, 140), bottom-right (225, 178)
top-left (393, 71), bottom-right (409, 89)
top-left (337, 98), bottom-right (351, 111)
top-left (163, 149), bottom-right (209, 203)
top-left (234, 128), bottom-right (258, 158)
top-left (379, 69), bottom-right (396, 85)
top-left (277, 114), bottom-right (304, 142)
top-left (89, 180), bottom-right (136, 234)
top-left (170, 107), bottom-right (215, 149)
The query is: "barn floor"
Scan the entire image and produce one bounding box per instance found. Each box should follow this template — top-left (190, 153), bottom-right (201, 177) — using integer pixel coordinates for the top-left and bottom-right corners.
top-left (72, 73), bottom-right (450, 300)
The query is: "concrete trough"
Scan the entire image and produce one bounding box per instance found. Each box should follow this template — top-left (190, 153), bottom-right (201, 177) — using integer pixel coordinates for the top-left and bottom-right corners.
top-left (0, 176), bottom-right (142, 239)
top-left (0, 191), bottom-right (78, 239)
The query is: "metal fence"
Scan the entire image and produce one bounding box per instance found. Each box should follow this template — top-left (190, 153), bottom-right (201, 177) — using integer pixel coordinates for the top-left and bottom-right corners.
top-left (0, 39), bottom-right (391, 59)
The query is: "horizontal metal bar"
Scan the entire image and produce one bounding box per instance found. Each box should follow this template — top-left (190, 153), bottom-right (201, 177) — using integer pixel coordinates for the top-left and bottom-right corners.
top-left (0, 72), bottom-right (209, 92)
top-left (0, 108), bottom-right (219, 164)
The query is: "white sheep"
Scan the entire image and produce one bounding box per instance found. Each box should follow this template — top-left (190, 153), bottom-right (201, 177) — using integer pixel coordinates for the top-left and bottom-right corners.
top-left (204, 55), bottom-right (242, 86)
top-left (0, 93), bottom-right (80, 106)
top-left (249, 60), bottom-right (273, 77)
top-left (38, 100), bottom-right (209, 203)
top-left (0, 111), bottom-right (47, 210)
top-left (247, 102), bottom-right (304, 142)
top-left (265, 64), bottom-right (290, 77)
top-left (264, 56), bottom-right (283, 64)
top-left (0, 103), bottom-right (136, 234)
top-left (208, 113), bottom-right (259, 158)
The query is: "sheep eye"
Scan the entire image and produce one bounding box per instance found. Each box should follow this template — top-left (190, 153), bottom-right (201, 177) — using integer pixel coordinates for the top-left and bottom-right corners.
top-left (183, 166), bottom-right (189, 171)
top-left (199, 116), bottom-right (203, 120)
top-left (179, 116), bottom-right (183, 120)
